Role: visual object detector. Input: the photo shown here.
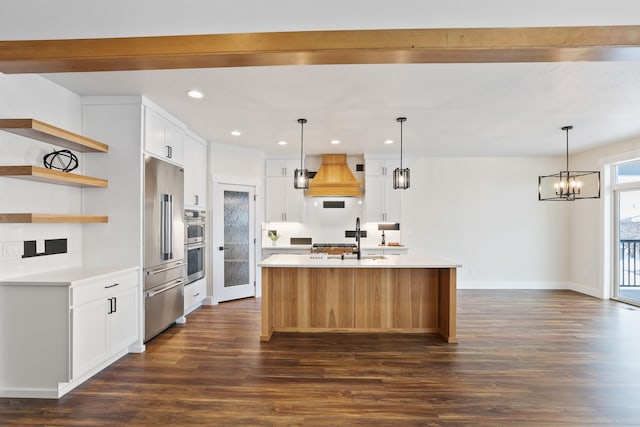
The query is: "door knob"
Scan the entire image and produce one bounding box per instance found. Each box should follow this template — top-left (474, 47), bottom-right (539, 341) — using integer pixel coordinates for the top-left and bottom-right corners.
top-left (218, 246), bottom-right (225, 251)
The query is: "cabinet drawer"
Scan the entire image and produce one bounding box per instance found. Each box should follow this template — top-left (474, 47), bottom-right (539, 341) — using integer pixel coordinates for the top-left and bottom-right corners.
top-left (184, 278), bottom-right (206, 312)
top-left (72, 270), bottom-right (138, 307)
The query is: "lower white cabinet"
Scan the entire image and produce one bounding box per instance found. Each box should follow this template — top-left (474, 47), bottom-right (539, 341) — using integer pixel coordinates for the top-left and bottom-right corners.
top-left (71, 270), bottom-right (138, 379)
top-left (0, 266), bottom-right (140, 398)
top-left (184, 277), bottom-right (206, 315)
top-left (361, 247), bottom-right (409, 256)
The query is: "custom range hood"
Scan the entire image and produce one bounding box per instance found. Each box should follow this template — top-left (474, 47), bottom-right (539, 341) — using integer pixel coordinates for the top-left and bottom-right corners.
top-left (307, 154), bottom-right (362, 197)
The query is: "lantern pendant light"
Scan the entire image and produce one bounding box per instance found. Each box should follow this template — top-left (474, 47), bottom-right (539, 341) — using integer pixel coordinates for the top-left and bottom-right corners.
top-left (393, 117), bottom-right (410, 190)
top-left (294, 118), bottom-right (309, 190)
top-left (538, 125), bottom-right (600, 201)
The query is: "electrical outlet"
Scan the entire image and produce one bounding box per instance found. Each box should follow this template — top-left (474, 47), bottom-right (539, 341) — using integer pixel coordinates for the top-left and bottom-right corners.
top-left (36, 240), bottom-right (45, 254)
top-left (3, 241), bottom-right (23, 257)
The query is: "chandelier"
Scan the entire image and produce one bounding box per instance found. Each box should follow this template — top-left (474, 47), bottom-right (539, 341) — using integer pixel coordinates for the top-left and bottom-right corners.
top-left (538, 125), bottom-right (600, 201)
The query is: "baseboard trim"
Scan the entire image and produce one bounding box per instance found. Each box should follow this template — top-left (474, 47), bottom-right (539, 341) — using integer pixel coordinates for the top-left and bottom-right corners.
top-left (458, 281), bottom-right (568, 290)
top-left (457, 281), bottom-right (604, 299)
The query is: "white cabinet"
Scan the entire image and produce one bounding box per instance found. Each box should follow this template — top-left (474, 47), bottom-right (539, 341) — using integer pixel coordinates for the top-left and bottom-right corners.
top-left (361, 247), bottom-right (409, 256)
top-left (365, 158), bottom-right (398, 177)
top-left (265, 159), bottom-right (304, 222)
top-left (0, 266), bottom-right (139, 398)
top-left (184, 277), bottom-right (206, 315)
top-left (71, 269), bottom-right (138, 380)
top-left (266, 159), bottom-right (299, 177)
top-left (365, 156), bottom-right (401, 223)
top-left (144, 106), bottom-right (184, 165)
top-left (71, 298), bottom-right (108, 380)
top-left (183, 134), bottom-right (208, 209)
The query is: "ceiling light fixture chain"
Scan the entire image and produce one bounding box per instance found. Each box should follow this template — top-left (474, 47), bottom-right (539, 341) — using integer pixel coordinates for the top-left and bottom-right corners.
top-left (563, 125), bottom-right (572, 174)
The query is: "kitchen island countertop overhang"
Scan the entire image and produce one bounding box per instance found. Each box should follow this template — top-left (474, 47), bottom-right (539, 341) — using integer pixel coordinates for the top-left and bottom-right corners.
top-left (260, 254), bottom-right (460, 343)
top-left (259, 253), bottom-right (461, 269)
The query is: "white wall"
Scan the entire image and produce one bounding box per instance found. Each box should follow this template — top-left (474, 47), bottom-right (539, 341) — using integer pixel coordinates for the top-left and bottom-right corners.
top-left (569, 134), bottom-right (640, 298)
top-left (404, 156), bottom-right (570, 288)
top-left (208, 142), bottom-right (265, 301)
top-left (0, 74), bottom-right (84, 279)
top-left (261, 155), bottom-right (572, 290)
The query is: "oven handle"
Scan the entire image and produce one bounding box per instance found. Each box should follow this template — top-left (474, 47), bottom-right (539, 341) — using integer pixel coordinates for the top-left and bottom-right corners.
top-left (185, 219), bottom-right (206, 225)
top-left (186, 243), bottom-right (206, 250)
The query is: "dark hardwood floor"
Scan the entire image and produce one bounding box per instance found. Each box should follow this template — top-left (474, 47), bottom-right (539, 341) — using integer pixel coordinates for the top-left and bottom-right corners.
top-left (2, 290), bottom-right (640, 426)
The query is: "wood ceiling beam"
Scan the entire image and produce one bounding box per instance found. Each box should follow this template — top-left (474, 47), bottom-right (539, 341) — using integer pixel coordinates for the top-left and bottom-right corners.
top-left (1, 26), bottom-right (640, 74)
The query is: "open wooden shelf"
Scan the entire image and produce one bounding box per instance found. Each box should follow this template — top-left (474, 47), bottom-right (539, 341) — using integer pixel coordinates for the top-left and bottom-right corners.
top-left (0, 166), bottom-right (108, 188)
top-left (0, 213), bottom-right (108, 224)
top-left (0, 118), bottom-right (108, 153)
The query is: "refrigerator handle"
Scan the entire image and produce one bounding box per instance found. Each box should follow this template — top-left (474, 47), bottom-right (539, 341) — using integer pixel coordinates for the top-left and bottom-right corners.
top-left (161, 194), bottom-right (173, 260)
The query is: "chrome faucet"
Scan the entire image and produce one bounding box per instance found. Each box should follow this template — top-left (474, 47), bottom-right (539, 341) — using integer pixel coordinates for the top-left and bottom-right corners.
top-left (355, 217), bottom-right (361, 260)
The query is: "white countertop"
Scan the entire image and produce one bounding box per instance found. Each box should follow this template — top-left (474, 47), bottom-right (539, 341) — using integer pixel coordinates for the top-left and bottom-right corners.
top-left (261, 245), bottom-right (408, 250)
top-left (259, 254), bottom-right (460, 269)
top-left (262, 245), bottom-right (312, 250)
top-left (0, 265), bottom-right (139, 287)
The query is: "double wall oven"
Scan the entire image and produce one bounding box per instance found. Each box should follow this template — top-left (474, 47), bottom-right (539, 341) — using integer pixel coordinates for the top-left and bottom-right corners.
top-left (185, 209), bottom-right (206, 283)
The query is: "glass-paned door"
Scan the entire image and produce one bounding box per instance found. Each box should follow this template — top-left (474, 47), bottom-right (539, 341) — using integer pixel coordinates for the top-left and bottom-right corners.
top-left (615, 188), bottom-right (640, 305)
top-left (213, 183), bottom-right (255, 302)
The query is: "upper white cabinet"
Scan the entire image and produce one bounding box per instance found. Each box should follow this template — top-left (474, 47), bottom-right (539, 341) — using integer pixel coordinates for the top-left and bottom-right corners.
top-left (183, 133), bottom-right (208, 209)
top-left (365, 158), bottom-right (398, 177)
top-left (265, 159), bottom-right (304, 222)
top-left (364, 156), bottom-right (401, 223)
top-left (265, 159), bottom-right (300, 177)
top-left (144, 107), bottom-right (184, 165)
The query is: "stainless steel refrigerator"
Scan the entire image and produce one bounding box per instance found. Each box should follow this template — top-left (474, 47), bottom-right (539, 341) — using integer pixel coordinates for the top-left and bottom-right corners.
top-left (143, 154), bottom-right (186, 342)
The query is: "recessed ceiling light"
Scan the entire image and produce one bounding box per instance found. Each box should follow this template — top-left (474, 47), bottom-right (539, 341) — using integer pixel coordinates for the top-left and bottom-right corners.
top-left (330, 139), bottom-right (341, 145)
top-left (187, 89), bottom-right (204, 99)
top-left (384, 139), bottom-right (394, 144)
top-left (231, 130), bottom-right (242, 136)
top-left (278, 140), bottom-right (287, 145)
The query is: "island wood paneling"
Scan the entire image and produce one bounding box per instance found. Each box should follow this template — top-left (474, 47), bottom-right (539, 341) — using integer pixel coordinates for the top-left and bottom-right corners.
top-left (355, 268), bottom-right (439, 330)
top-left (307, 268), bottom-right (355, 329)
top-left (438, 268), bottom-right (458, 343)
top-left (262, 266), bottom-right (456, 342)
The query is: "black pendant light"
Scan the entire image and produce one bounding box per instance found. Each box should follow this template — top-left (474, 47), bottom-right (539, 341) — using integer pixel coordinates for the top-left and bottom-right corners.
top-left (393, 117), bottom-right (410, 190)
top-left (538, 125), bottom-right (600, 201)
top-left (294, 118), bottom-right (309, 190)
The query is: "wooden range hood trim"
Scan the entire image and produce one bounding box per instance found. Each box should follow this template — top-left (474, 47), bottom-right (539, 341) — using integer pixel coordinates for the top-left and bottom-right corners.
top-left (307, 154), bottom-right (362, 197)
top-left (2, 25), bottom-right (640, 73)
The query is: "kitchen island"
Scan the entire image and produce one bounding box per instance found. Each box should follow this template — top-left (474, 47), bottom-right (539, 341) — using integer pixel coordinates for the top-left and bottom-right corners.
top-left (260, 254), bottom-right (460, 343)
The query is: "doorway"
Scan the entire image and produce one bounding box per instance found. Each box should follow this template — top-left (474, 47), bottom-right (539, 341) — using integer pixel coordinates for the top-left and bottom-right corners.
top-left (213, 183), bottom-right (256, 302)
top-left (613, 161), bottom-right (640, 306)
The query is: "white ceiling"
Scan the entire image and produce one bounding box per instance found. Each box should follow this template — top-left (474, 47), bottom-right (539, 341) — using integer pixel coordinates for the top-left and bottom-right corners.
top-left (4, 0), bottom-right (640, 157)
top-left (43, 62), bottom-right (640, 157)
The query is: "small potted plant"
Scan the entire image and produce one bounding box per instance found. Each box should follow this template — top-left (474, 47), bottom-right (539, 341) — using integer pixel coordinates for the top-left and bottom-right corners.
top-left (267, 230), bottom-right (280, 246)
